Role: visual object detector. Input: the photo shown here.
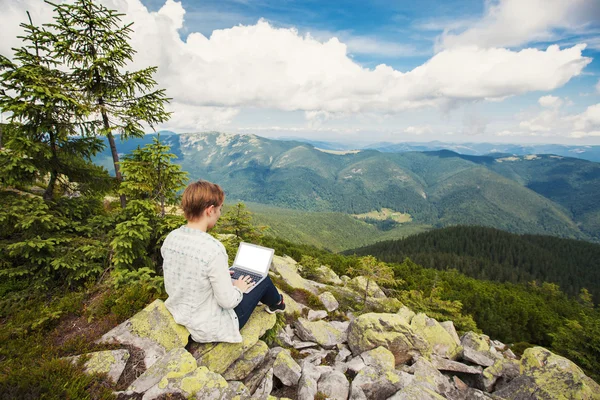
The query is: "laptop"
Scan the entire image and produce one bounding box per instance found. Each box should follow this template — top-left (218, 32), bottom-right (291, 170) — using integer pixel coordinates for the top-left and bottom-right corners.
top-left (229, 242), bottom-right (275, 293)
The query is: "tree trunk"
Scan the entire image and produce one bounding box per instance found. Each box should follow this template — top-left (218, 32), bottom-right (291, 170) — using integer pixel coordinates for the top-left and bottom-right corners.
top-left (363, 278), bottom-right (370, 309)
top-left (99, 99), bottom-right (126, 208)
top-left (44, 130), bottom-right (59, 200)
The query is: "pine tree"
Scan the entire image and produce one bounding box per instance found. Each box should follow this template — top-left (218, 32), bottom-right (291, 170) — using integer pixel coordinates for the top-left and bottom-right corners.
top-left (47, 0), bottom-right (171, 208)
top-left (119, 135), bottom-right (188, 216)
top-left (349, 255), bottom-right (395, 308)
top-left (0, 12), bottom-right (105, 199)
top-left (219, 202), bottom-right (263, 241)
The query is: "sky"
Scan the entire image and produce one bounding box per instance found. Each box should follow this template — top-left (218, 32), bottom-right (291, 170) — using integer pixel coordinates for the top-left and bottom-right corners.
top-left (1, 0), bottom-right (600, 145)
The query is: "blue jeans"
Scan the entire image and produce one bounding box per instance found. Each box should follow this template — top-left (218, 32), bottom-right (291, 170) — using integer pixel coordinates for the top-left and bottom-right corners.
top-left (234, 276), bottom-right (281, 329)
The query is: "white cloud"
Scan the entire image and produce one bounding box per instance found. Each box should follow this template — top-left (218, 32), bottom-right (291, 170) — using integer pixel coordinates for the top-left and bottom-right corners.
top-left (596, 79), bottom-right (600, 94)
top-left (404, 125), bottom-right (433, 135)
top-left (0, 0), bottom-right (594, 133)
top-left (539, 95), bottom-right (563, 108)
top-left (438, 0), bottom-right (600, 50)
top-left (517, 99), bottom-right (600, 138)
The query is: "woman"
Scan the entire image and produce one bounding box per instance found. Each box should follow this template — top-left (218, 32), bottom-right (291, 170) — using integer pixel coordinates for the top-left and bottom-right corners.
top-left (161, 180), bottom-right (285, 343)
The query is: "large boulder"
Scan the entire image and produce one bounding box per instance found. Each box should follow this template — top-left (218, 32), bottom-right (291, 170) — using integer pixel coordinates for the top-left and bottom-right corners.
top-left (294, 318), bottom-right (345, 349)
top-left (128, 347), bottom-right (196, 394)
top-left (347, 313), bottom-right (431, 365)
top-left (318, 370), bottom-right (349, 400)
top-left (271, 255), bottom-right (319, 295)
top-left (387, 383), bottom-right (446, 400)
top-left (316, 265), bottom-right (343, 285)
top-left (197, 309), bottom-right (276, 374)
top-left (98, 299), bottom-right (189, 368)
top-left (411, 358), bottom-right (456, 398)
top-left (360, 346), bottom-right (396, 370)
top-left (142, 365), bottom-right (229, 400)
top-left (68, 349), bottom-right (129, 384)
top-left (461, 332), bottom-right (491, 352)
top-left (223, 340), bottom-right (269, 381)
top-left (410, 313), bottom-right (462, 360)
top-left (318, 291), bottom-right (339, 312)
top-left (350, 366), bottom-right (414, 400)
top-left (481, 357), bottom-right (519, 392)
top-left (273, 349), bottom-right (301, 386)
top-left (349, 276), bottom-right (386, 298)
top-left (494, 347), bottom-right (600, 400)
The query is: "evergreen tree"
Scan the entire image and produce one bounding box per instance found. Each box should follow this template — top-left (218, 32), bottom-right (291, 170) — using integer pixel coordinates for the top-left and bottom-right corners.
top-left (0, 12), bottom-right (105, 199)
top-left (47, 0), bottom-right (171, 208)
top-left (349, 255), bottom-right (395, 308)
top-left (119, 135), bottom-right (188, 216)
top-left (219, 202), bottom-right (263, 241)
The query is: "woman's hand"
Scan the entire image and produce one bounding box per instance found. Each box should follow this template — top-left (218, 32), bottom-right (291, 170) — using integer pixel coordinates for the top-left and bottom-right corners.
top-left (232, 274), bottom-right (254, 292)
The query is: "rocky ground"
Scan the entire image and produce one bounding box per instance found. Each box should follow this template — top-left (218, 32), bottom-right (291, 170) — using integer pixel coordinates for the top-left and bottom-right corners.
top-left (67, 255), bottom-right (600, 399)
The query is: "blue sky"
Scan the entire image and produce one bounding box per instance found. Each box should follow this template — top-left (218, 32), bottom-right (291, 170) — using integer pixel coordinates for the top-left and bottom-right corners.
top-left (1, 0), bottom-right (600, 144)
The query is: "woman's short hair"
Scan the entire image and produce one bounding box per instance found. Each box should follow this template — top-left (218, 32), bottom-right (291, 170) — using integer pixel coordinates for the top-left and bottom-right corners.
top-left (181, 180), bottom-right (225, 221)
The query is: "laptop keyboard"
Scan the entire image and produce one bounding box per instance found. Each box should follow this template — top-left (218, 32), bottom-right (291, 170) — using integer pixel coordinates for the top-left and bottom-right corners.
top-left (230, 269), bottom-right (262, 283)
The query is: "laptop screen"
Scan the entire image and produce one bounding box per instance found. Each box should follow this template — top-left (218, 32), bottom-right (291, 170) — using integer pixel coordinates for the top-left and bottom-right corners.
top-left (233, 243), bottom-right (274, 274)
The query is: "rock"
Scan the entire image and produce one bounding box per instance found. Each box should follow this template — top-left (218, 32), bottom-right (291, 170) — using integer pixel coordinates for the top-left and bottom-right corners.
top-left (494, 347), bottom-right (600, 400)
top-left (411, 357), bottom-right (456, 398)
top-left (346, 356), bottom-right (366, 374)
top-left (223, 340), bottom-right (270, 381)
top-left (347, 313), bottom-right (431, 365)
top-left (271, 255), bottom-right (319, 295)
top-left (292, 341), bottom-right (318, 350)
top-left (336, 345), bottom-right (352, 363)
top-left (276, 326), bottom-right (295, 347)
top-left (431, 355), bottom-right (483, 375)
top-left (318, 370), bottom-right (349, 400)
top-left (307, 309), bottom-right (328, 321)
top-left (142, 365), bottom-right (229, 400)
top-left (294, 318), bottom-right (345, 349)
top-left (316, 265), bottom-right (343, 285)
top-left (490, 339), bottom-right (507, 352)
top-left (299, 348), bottom-right (330, 365)
top-left (197, 309), bottom-right (276, 374)
top-left (98, 299), bottom-right (189, 368)
top-left (252, 367), bottom-right (273, 399)
top-left (128, 347), bottom-right (196, 394)
top-left (410, 313), bottom-right (462, 360)
top-left (273, 349), bottom-right (301, 386)
top-left (297, 361), bottom-right (321, 400)
top-left (482, 357), bottom-right (519, 392)
top-left (341, 275), bottom-right (351, 284)
top-left (329, 320), bottom-right (350, 337)
top-left (360, 346), bottom-right (396, 370)
top-left (461, 332), bottom-right (490, 353)
top-left (318, 292), bottom-right (339, 312)
top-left (503, 348), bottom-right (517, 359)
top-left (68, 349), bottom-right (129, 384)
top-left (462, 346), bottom-right (495, 367)
top-left (350, 366), bottom-right (414, 400)
top-left (349, 276), bottom-right (386, 298)
top-left (280, 292), bottom-right (306, 316)
top-left (396, 306), bottom-right (415, 324)
top-left (439, 321), bottom-right (461, 346)
top-left (387, 383), bottom-right (446, 400)
top-left (225, 381), bottom-right (252, 399)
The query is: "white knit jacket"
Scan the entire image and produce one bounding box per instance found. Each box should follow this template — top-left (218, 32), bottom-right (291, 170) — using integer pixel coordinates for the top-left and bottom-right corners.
top-left (161, 226), bottom-right (244, 343)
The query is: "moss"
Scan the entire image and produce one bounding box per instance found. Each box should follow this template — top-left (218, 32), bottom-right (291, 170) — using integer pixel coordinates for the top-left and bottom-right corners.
top-left (127, 300), bottom-right (189, 352)
top-left (410, 313), bottom-right (461, 359)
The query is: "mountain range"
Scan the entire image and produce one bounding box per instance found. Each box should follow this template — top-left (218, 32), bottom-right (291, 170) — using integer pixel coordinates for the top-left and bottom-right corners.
top-left (94, 132), bottom-right (600, 242)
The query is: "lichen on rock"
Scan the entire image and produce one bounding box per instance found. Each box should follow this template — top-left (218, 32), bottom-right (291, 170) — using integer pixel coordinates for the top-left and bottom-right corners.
top-left (410, 313), bottom-right (462, 360)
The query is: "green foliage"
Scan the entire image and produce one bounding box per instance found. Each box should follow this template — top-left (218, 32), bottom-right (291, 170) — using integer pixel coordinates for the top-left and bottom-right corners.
top-left (298, 255), bottom-right (321, 280)
top-left (348, 255), bottom-right (395, 308)
top-left (349, 225), bottom-right (600, 303)
top-left (217, 202), bottom-right (264, 242)
top-left (119, 135), bottom-right (188, 216)
top-left (47, 0), bottom-right (171, 207)
top-left (260, 312), bottom-right (286, 347)
top-left (551, 311), bottom-right (600, 383)
top-left (0, 13), bottom-right (108, 200)
top-left (0, 191), bottom-right (110, 289)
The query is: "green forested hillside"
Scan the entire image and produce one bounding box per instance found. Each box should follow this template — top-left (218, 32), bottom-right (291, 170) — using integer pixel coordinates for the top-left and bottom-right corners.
top-left (95, 133), bottom-right (600, 242)
top-left (239, 202), bottom-right (431, 252)
top-left (346, 226), bottom-right (600, 303)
